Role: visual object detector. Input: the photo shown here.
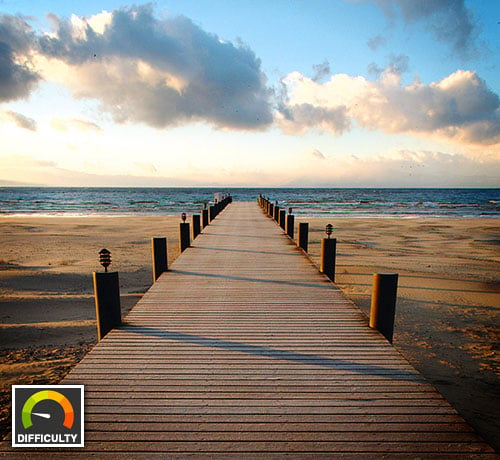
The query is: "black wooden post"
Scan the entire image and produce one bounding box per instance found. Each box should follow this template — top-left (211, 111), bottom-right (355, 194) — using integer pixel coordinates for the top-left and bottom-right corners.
top-left (370, 273), bottom-right (398, 343)
top-left (298, 222), bottom-right (309, 252)
top-left (202, 208), bottom-right (209, 228)
top-left (279, 210), bottom-right (286, 230)
top-left (192, 214), bottom-right (201, 239)
top-left (180, 222), bottom-right (191, 252)
top-left (286, 214), bottom-right (294, 239)
top-left (151, 237), bottom-right (168, 282)
top-left (320, 238), bottom-right (336, 282)
top-left (93, 271), bottom-right (121, 341)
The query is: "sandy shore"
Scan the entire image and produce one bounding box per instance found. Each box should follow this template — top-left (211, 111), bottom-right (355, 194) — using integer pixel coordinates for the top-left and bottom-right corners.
top-left (0, 212), bottom-right (499, 450)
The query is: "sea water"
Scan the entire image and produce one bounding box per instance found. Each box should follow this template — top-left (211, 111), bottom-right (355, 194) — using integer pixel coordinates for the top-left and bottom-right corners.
top-left (0, 187), bottom-right (498, 218)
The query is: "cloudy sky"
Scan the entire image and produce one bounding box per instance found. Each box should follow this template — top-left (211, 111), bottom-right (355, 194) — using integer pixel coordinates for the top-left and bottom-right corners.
top-left (1, 0), bottom-right (499, 187)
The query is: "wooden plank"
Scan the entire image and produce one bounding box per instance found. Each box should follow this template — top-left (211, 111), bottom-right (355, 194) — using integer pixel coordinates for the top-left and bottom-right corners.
top-left (2, 453), bottom-right (498, 460)
top-left (83, 422), bottom-right (474, 433)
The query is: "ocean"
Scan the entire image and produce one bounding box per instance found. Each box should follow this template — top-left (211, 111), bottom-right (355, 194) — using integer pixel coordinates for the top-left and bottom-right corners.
top-left (0, 187), bottom-right (498, 218)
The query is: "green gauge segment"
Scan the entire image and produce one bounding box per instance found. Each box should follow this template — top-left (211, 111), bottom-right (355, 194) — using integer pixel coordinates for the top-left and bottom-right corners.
top-left (21, 390), bottom-right (75, 429)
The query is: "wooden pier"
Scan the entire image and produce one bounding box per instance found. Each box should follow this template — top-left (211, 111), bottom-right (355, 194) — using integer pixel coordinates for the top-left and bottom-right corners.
top-left (1, 201), bottom-right (495, 458)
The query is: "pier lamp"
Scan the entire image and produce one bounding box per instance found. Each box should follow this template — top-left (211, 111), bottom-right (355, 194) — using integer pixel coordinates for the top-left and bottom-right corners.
top-left (181, 212), bottom-right (187, 222)
top-left (325, 224), bottom-right (333, 239)
top-left (99, 248), bottom-right (111, 272)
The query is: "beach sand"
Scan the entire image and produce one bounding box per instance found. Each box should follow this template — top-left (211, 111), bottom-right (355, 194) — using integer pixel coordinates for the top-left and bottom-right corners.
top-left (0, 212), bottom-right (499, 450)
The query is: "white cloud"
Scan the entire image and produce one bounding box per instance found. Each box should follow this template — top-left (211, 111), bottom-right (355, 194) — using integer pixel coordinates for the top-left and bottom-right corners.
top-left (51, 117), bottom-right (102, 133)
top-left (279, 69), bottom-right (500, 145)
top-left (310, 149), bottom-right (326, 160)
top-left (69, 10), bottom-right (113, 39)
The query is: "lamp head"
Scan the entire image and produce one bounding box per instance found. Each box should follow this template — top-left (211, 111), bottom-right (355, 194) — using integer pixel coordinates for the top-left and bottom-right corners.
top-left (98, 248), bottom-right (111, 272)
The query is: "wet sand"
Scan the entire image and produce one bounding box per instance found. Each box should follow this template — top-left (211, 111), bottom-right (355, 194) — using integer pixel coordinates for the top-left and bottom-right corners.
top-left (0, 213), bottom-right (499, 450)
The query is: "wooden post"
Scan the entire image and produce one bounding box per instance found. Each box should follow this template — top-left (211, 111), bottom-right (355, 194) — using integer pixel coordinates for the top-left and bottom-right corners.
top-left (151, 237), bottom-right (168, 282)
top-left (93, 271), bottom-right (121, 341)
top-left (209, 205), bottom-right (216, 222)
top-left (192, 214), bottom-right (201, 239)
top-left (370, 273), bottom-right (398, 343)
top-left (202, 209), bottom-right (209, 228)
top-left (180, 222), bottom-right (191, 252)
top-left (286, 214), bottom-right (294, 239)
top-left (269, 203), bottom-right (274, 217)
top-left (274, 206), bottom-right (280, 222)
top-left (279, 210), bottom-right (286, 230)
top-left (320, 238), bottom-right (336, 282)
top-left (298, 222), bottom-right (309, 252)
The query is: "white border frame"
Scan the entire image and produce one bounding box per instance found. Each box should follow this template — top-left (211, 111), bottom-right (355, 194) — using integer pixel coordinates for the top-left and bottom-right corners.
top-left (12, 385), bottom-right (85, 448)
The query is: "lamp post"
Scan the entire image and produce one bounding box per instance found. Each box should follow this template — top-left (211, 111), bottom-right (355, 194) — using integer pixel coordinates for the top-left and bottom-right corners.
top-left (93, 249), bottom-right (121, 341)
top-left (286, 208), bottom-right (294, 239)
top-left (180, 212), bottom-right (191, 252)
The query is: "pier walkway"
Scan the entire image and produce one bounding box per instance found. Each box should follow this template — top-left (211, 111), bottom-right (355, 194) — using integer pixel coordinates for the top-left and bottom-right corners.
top-left (2, 201), bottom-right (495, 458)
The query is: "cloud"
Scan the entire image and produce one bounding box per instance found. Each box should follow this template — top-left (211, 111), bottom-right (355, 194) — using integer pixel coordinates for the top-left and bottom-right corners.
top-left (0, 14), bottom-right (40, 101)
top-left (368, 53), bottom-right (409, 78)
top-left (366, 34), bottom-right (387, 51)
top-left (134, 161), bottom-right (158, 174)
top-left (372, 0), bottom-right (478, 57)
top-left (312, 60), bottom-right (331, 82)
top-left (279, 68), bottom-right (500, 145)
top-left (310, 149), bottom-right (326, 160)
top-left (0, 154), bottom-right (284, 187)
top-left (36, 5), bottom-right (273, 130)
top-left (51, 117), bottom-right (101, 132)
top-left (286, 149), bottom-right (500, 187)
top-left (277, 102), bottom-right (350, 135)
top-left (0, 109), bottom-right (36, 130)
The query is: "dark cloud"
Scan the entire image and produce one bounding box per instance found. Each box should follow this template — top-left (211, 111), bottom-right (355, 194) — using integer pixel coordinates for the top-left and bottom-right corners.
top-left (312, 60), bottom-right (330, 82)
top-left (278, 102), bottom-right (350, 135)
top-left (0, 15), bottom-right (39, 101)
top-left (374, 0), bottom-right (478, 57)
top-left (38, 5), bottom-right (273, 130)
top-left (368, 53), bottom-right (409, 77)
top-left (1, 109), bottom-right (37, 130)
top-left (367, 33), bottom-right (387, 51)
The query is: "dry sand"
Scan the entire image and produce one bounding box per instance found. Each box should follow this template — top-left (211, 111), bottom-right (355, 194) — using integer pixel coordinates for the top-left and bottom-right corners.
top-left (0, 212), bottom-right (499, 450)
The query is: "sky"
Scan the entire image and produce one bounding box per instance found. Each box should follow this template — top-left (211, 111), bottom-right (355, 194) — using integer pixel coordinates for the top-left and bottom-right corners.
top-left (0, 0), bottom-right (499, 187)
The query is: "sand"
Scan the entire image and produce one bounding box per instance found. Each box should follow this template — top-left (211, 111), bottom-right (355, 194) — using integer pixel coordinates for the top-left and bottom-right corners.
top-left (0, 213), bottom-right (499, 450)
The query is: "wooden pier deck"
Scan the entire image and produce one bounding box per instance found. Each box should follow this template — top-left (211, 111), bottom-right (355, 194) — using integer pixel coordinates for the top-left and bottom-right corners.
top-left (2, 201), bottom-right (495, 458)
